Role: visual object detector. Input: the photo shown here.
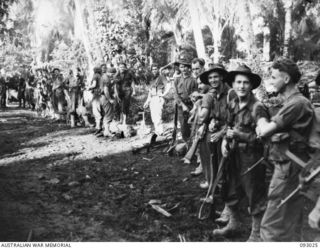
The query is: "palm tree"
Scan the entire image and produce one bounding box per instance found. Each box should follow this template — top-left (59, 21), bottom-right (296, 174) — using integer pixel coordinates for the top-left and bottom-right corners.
top-left (200, 0), bottom-right (238, 63)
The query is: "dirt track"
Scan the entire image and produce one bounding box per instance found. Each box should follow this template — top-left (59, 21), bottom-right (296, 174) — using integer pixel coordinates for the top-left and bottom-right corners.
top-left (0, 107), bottom-right (317, 242)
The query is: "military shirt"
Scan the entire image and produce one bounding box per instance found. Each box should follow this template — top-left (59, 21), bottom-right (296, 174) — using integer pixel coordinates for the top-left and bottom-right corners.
top-left (173, 75), bottom-right (197, 106)
top-left (116, 69), bottom-right (137, 90)
top-left (200, 83), bottom-right (235, 128)
top-left (102, 75), bottom-right (115, 98)
top-left (67, 75), bottom-right (78, 89)
top-left (91, 73), bottom-right (101, 95)
top-left (269, 91), bottom-right (313, 161)
top-left (227, 93), bottom-right (268, 144)
top-left (52, 76), bottom-right (64, 91)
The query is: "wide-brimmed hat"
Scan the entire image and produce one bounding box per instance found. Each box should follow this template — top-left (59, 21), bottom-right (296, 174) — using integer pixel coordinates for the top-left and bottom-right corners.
top-left (107, 67), bottom-right (117, 74)
top-left (226, 64), bottom-right (261, 89)
top-left (127, 48), bottom-right (136, 55)
top-left (199, 64), bottom-right (228, 85)
top-left (174, 54), bottom-right (192, 67)
top-left (51, 67), bottom-right (60, 73)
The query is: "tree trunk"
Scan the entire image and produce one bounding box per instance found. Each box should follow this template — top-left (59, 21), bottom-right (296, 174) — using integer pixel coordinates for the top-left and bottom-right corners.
top-left (263, 25), bottom-right (270, 61)
top-left (242, 0), bottom-right (256, 59)
top-left (74, 0), bottom-right (94, 74)
top-left (283, 0), bottom-right (292, 57)
top-left (212, 18), bottom-right (221, 63)
top-left (187, 0), bottom-right (206, 59)
top-left (85, 0), bottom-right (104, 62)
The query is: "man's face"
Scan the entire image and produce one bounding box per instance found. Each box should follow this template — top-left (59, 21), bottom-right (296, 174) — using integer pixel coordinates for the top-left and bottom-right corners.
top-left (232, 74), bottom-right (252, 98)
top-left (119, 64), bottom-right (126, 73)
top-left (269, 68), bottom-right (289, 93)
top-left (107, 72), bottom-right (116, 79)
top-left (192, 62), bottom-right (204, 78)
top-left (151, 66), bottom-right (159, 76)
top-left (101, 65), bottom-right (107, 73)
top-left (179, 64), bottom-right (190, 76)
top-left (53, 69), bottom-right (59, 77)
top-left (162, 68), bottom-right (169, 77)
top-left (208, 71), bottom-right (223, 89)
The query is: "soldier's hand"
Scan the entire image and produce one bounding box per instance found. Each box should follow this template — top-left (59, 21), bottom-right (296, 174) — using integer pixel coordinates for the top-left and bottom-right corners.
top-left (226, 128), bottom-right (236, 139)
top-left (211, 130), bottom-right (223, 142)
top-left (308, 206), bottom-right (320, 230)
top-left (143, 102), bottom-right (149, 109)
top-left (182, 104), bottom-right (189, 113)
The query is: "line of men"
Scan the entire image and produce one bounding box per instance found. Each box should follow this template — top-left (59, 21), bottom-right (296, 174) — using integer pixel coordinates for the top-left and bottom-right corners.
top-left (173, 54), bottom-right (320, 241)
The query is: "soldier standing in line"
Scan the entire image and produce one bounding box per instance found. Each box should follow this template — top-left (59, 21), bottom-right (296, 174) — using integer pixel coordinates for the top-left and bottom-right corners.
top-left (189, 58), bottom-right (206, 176)
top-left (98, 67), bottom-right (118, 137)
top-left (213, 65), bottom-right (268, 241)
top-left (143, 63), bottom-right (169, 136)
top-left (66, 69), bottom-right (80, 128)
top-left (0, 70), bottom-right (6, 109)
top-left (18, 76), bottom-right (26, 108)
top-left (51, 68), bottom-right (67, 121)
top-left (173, 54), bottom-right (198, 144)
top-left (196, 64), bottom-right (231, 192)
top-left (114, 62), bottom-right (137, 125)
top-left (256, 58), bottom-right (314, 241)
top-left (89, 66), bottom-right (104, 133)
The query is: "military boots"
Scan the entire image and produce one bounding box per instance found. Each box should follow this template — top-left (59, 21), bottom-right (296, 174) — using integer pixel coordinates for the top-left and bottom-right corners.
top-left (212, 206), bottom-right (241, 237)
top-left (247, 214), bottom-right (263, 242)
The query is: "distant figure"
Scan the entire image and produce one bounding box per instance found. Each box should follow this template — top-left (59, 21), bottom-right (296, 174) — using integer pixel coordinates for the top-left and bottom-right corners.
top-left (18, 77), bottom-right (26, 108)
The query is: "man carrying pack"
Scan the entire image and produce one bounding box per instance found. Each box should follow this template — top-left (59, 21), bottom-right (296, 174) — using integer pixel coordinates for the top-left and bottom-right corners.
top-left (100, 66), bottom-right (117, 137)
top-left (256, 58), bottom-right (314, 241)
top-left (213, 65), bottom-right (268, 241)
top-left (51, 68), bottom-right (66, 121)
top-left (18, 76), bottom-right (26, 108)
top-left (190, 58), bottom-right (206, 176)
top-left (66, 68), bottom-right (80, 128)
top-left (197, 64), bottom-right (231, 194)
top-left (115, 62), bottom-right (137, 125)
top-left (90, 66), bottom-right (104, 133)
top-left (173, 54), bottom-right (197, 144)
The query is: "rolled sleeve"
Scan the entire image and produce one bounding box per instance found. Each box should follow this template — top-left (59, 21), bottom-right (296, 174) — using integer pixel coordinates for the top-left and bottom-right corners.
top-left (271, 101), bottom-right (303, 129)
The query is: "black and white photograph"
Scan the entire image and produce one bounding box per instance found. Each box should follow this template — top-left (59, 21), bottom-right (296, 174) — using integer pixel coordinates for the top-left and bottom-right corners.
top-left (0, 0), bottom-right (320, 244)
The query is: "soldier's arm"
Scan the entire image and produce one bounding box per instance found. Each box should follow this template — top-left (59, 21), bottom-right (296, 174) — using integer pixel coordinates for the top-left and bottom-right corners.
top-left (173, 78), bottom-right (188, 111)
top-left (173, 78), bottom-right (182, 106)
top-left (236, 102), bottom-right (270, 142)
top-left (88, 78), bottom-right (97, 90)
top-left (197, 93), bottom-right (211, 125)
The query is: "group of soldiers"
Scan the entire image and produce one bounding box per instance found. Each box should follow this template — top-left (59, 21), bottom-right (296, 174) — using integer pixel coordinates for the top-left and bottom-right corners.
top-left (1, 51), bottom-right (320, 242)
top-left (171, 55), bottom-right (320, 241)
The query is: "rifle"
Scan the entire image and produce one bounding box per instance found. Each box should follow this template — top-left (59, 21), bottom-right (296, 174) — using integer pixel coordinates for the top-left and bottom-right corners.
top-left (198, 154), bottom-right (228, 220)
top-left (198, 127), bottom-right (236, 220)
top-left (183, 123), bottom-right (207, 164)
top-left (276, 150), bottom-right (320, 208)
top-left (167, 104), bottom-right (178, 156)
top-left (277, 166), bottom-right (320, 209)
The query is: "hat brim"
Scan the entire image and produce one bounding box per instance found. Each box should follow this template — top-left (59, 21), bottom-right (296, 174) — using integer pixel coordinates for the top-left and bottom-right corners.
top-left (199, 68), bottom-right (228, 85)
top-left (51, 68), bottom-right (60, 73)
top-left (161, 62), bottom-right (175, 71)
top-left (226, 71), bottom-right (261, 89)
top-left (174, 60), bottom-right (191, 67)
